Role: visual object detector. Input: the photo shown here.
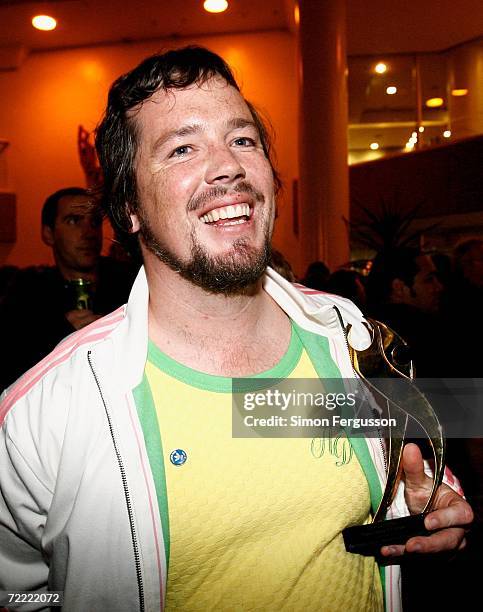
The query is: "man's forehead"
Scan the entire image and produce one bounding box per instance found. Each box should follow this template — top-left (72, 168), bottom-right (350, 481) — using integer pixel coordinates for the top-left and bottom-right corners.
top-left (57, 195), bottom-right (96, 217)
top-left (131, 78), bottom-right (251, 135)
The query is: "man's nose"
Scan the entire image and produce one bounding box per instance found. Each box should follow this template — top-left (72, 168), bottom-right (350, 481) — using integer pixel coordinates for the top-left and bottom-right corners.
top-left (204, 145), bottom-right (246, 185)
top-left (81, 217), bottom-right (101, 237)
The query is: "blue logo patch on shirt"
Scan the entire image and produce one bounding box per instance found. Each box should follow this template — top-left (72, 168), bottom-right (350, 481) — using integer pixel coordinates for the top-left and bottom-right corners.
top-left (170, 449), bottom-right (188, 466)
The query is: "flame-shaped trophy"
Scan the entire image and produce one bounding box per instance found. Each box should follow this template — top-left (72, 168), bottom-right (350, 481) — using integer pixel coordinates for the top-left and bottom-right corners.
top-left (342, 319), bottom-right (446, 556)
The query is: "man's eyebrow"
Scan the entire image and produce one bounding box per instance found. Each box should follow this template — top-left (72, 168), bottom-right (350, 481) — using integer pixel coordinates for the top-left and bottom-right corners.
top-left (225, 118), bottom-right (257, 131)
top-left (152, 124), bottom-right (202, 153)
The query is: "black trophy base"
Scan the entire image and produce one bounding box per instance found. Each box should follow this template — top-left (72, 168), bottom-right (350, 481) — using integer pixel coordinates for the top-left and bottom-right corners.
top-left (343, 514), bottom-right (431, 556)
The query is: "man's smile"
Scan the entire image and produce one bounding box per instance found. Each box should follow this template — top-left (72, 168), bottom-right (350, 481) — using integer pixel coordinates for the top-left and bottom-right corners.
top-left (200, 203), bottom-right (252, 225)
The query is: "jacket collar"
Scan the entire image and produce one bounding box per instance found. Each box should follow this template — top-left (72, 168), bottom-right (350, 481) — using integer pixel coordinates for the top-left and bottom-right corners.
top-left (95, 265), bottom-right (370, 393)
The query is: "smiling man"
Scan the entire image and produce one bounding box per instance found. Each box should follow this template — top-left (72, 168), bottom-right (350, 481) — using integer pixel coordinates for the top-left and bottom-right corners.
top-left (0, 47), bottom-right (472, 611)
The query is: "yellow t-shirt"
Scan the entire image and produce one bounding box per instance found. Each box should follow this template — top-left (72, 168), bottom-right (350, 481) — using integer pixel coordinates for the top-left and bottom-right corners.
top-left (136, 322), bottom-right (382, 611)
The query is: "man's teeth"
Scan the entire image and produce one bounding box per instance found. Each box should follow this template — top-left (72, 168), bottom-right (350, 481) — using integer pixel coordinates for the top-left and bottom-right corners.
top-left (201, 204), bottom-right (251, 223)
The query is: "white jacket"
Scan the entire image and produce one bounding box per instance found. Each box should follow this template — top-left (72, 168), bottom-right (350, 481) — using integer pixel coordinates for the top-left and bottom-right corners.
top-left (1, 267), bottom-right (411, 611)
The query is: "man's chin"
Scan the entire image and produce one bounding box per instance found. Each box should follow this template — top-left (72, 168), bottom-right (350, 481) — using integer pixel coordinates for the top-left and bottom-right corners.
top-left (139, 216), bottom-right (272, 295)
top-left (181, 244), bottom-right (270, 295)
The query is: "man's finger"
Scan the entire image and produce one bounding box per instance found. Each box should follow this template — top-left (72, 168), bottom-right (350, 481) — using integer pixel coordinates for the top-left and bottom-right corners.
top-left (380, 528), bottom-right (467, 557)
top-left (424, 492), bottom-right (474, 530)
top-left (401, 443), bottom-right (429, 488)
top-left (405, 527), bottom-right (466, 554)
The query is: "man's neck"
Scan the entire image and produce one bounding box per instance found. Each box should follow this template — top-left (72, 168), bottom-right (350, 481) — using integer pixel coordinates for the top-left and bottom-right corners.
top-left (145, 262), bottom-right (291, 377)
top-left (56, 262), bottom-right (98, 283)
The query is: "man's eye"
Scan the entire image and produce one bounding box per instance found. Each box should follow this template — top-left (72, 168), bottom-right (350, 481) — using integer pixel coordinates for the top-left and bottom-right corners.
top-left (170, 145), bottom-right (192, 157)
top-left (233, 137), bottom-right (256, 147)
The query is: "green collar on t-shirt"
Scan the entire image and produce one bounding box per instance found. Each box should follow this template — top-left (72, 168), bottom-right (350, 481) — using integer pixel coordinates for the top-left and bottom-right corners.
top-left (146, 320), bottom-right (304, 393)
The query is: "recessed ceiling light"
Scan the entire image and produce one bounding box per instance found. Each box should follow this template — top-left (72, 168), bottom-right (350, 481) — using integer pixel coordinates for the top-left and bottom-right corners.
top-left (418, 126), bottom-right (425, 133)
top-left (374, 62), bottom-right (387, 74)
top-left (386, 86), bottom-right (397, 95)
top-left (451, 89), bottom-right (468, 97)
top-left (443, 130), bottom-right (451, 138)
top-left (203, 0), bottom-right (229, 13)
top-left (370, 142), bottom-right (379, 150)
top-left (32, 15), bottom-right (57, 31)
top-left (426, 97), bottom-right (444, 108)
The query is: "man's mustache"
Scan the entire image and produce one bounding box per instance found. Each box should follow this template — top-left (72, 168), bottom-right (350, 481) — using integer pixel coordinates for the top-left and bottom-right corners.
top-left (187, 181), bottom-right (265, 213)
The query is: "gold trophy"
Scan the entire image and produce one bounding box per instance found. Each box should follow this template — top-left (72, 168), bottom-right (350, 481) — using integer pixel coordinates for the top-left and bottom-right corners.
top-left (342, 319), bottom-right (446, 556)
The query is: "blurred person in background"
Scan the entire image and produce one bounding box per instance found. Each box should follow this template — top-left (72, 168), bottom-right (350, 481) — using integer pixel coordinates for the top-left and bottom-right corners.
top-left (326, 269), bottom-right (366, 309)
top-left (442, 239), bottom-right (483, 375)
top-left (366, 246), bottom-right (444, 377)
top-left (302, 260), bottom-right (330, 290)
top-left (0, 187), bottom-right (137, 390)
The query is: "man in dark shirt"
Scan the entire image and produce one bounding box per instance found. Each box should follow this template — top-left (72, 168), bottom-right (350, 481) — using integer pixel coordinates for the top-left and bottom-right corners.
top-left (0, 187), bottom-right (137, 390)
top-left (366, 247), bottom-right (444, 377)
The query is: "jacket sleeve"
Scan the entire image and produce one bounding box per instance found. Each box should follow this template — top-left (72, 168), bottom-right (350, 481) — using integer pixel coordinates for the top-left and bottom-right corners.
top-left (0, 399), bottom-right (54, 602)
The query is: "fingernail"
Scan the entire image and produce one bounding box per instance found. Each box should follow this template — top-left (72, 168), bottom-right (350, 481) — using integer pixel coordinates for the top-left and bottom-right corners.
top-left (411, 544), bottom-right (422, 552)
top-left (385, 546), bottom-right (396, 555)
top-left (426, 517), bottom-right (438, 529)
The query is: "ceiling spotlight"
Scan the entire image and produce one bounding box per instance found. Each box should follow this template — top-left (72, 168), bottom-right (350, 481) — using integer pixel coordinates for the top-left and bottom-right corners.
top-left (451, 88), bottom-right (468, 97)
top-left (32, 15), bottom-right (57, 31)
top-left (426, 97), bottom-right (444, 108)
top-left (370, 142), bottom-right (379, 150)
top-left (374, 62), bottom-right (387, 74)
top-left (418, 126), bottom-right (425, 132)
top-left (386, 86), bottom-right (397, 95)
top-left (443, 130), bottom-right (451, 138)
top-left (411, 131), bottom-right (417, 138)
top-left (203, 0), bottom-right (229, 13)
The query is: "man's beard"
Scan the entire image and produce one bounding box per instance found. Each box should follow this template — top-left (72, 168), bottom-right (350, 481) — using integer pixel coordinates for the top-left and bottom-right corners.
top-left (137, 212), bottom-right (272, 296)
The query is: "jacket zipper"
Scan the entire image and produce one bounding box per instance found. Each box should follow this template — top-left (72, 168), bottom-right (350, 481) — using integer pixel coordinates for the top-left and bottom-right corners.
top-left (332, 307), bottom-right (388, 476)
top-left (87, 350), bottom-right (146, 612)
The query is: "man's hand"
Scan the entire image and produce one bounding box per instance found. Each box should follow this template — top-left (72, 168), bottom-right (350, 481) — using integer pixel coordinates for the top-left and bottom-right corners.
top-left (381, 443), bottom-right (474, 557)
top-left (66, 309), bottom-right (102, 330)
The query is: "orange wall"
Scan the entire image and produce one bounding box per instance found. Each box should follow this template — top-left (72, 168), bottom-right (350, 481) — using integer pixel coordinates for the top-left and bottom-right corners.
top-left (0, 31), bottom-right (303, 274)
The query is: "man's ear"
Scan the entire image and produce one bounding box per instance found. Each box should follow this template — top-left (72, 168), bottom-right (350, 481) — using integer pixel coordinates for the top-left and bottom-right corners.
top-left (42, 224), bottom-right (55, 247)
top-left (129, 212), bottom-right (140, 233)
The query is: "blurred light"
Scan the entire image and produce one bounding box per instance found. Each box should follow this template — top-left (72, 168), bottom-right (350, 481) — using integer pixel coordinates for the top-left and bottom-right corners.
top-left (443, 130), bottom-right (451, 138)
top-left (294, 4), bottom-right (300, 25)
top-left (426, 97), bottom-right (444, 108)
top-left (370, 142), bottom-right (379, 150)
top-left (451, 88), bottom-right (468, 97)
top-left (386, 86), bottom-right (397, 95)
top-left (80, 60), bottom-right (104, 83)
top-left (418, 126), bottom-right (425, 132)
top-left (203, 0), bottom-right (228, 13)
top-left (411, 131), bottom-right (417, 138)
top-left (374, 62), bottom-right (387, 74)
top-left (405, 141), bottom-right (415, 150)
top-left (32, 15), bottom-right (57, 31)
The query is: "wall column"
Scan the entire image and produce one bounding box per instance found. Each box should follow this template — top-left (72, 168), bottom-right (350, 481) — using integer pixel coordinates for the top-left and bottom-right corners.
top-left (297, 0), bottom-right (350, 273)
